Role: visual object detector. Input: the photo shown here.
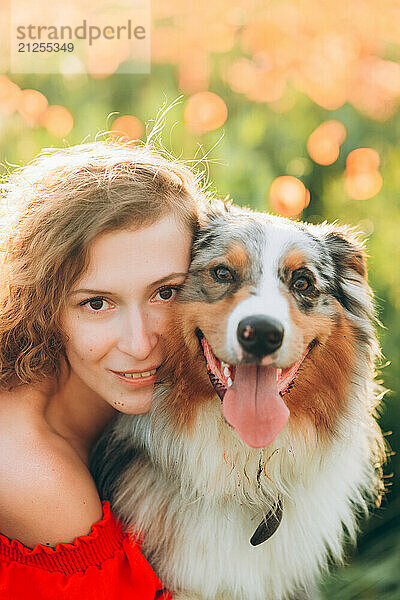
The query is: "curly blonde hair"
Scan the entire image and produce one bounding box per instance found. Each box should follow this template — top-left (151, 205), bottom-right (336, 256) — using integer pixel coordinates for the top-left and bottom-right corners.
top-left (0, 141), bottom-right (204, 388)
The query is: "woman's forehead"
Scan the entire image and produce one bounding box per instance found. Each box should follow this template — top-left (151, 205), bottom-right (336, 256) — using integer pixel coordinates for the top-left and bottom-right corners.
top-left (73, 217), bottom-right (192, 292)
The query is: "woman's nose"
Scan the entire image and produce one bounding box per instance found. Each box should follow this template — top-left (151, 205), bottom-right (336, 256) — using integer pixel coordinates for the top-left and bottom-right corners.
top-left (116, 308), bottom-right (159, 360)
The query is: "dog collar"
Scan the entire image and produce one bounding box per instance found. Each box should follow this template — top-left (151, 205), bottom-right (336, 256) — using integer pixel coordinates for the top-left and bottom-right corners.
top-left (250, 497), bottom-right (283, 546)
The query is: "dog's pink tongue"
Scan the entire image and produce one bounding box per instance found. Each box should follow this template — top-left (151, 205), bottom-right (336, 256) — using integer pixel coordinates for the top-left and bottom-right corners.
top-left (223, 365), bottom-right (289, 448)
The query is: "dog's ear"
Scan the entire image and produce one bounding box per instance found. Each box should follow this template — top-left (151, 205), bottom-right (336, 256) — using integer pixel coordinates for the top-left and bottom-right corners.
top-left (198, 197), bottom-right (232, 225)
top-left (192, 198), bottom-right (233, 260)
top-left (320, 224), bottom-right (374, 319)
top-left (324, 225), bottom-right (367, 280)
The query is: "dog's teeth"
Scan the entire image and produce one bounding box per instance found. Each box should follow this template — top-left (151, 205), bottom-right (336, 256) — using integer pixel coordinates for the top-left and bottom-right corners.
top-left (276, 368), bottom-right (282, 381)
top-left (227, 377), bottom-right (233, 387)
top-left (223, 366), bottom-right (231, 377)
top-left (221, 361), bottom-right (229, 368)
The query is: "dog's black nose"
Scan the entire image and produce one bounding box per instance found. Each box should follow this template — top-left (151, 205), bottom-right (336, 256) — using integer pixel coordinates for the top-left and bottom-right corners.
top-left (237, 315), bottom-right (284, 357)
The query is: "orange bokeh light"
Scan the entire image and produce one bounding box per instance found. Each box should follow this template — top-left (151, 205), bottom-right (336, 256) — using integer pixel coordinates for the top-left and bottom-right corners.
top-left (86, 33), bottom-right (128, 77)
top-left (42, 105), bottom-right (74, 138)
top-left (307, 120), bottom-right (347, 166)
top-left (225, 59), bottom-right (257, 95)
top-left (246, 70), bottom-right (286, 103)
top-left (111, 115), bottom-right (144, 142)
top-left (0, 76), bottom-right (21, 114)
top-left (307, 137), bottom-right (340, 166)
top-left (184, 92), bottom-right (228, 134)
top-left (322, 120), bottom-right (347, 145)
top-left (346, 147), bottom-right (380, 174)
top-left (151, 2), bottom-right (400, 121)
top-left (269, 176), bottom-right (310, 217)
top-left (345, 171), bottom-right (383, 200)
top-left (18, 89), bottom-right (48, 125)
top-left (179, 53), bottom-right (210, 94)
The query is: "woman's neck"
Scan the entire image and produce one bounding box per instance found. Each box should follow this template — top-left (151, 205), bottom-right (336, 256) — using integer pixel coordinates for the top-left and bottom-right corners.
top-left (44, 369), bottom-right (117, 464)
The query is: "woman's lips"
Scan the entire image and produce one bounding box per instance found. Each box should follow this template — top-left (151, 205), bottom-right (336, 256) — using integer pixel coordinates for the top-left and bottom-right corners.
top-left (109, 367), bottom-right (159, 387)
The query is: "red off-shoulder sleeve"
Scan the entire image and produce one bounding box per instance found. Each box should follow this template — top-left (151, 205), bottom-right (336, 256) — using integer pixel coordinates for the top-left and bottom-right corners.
top-left (0, 501), bottom-right (171, 600)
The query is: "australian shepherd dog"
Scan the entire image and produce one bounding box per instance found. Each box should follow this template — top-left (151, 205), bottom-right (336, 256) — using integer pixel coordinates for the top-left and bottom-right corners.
top-left (91, 201), bottom-right (385, 600)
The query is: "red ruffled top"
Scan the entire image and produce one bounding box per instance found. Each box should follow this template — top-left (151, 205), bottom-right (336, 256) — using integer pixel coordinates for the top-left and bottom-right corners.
top-left (0, 501), bottom-right (171, 600)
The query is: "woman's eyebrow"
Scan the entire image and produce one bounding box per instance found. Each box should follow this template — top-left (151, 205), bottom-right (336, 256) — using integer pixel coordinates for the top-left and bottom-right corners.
top-left (143, 271), bottom-right (188, 293)
top-left (149, 272), bottom-right (188, 287)
top-left (70, 288), bottom-right (114, 296)
top-left (70, 273), bottom-right (188, 297)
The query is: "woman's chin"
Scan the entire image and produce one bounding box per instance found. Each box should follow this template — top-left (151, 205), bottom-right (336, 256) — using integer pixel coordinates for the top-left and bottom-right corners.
top-left (110, 385), bottom-right (154, 415)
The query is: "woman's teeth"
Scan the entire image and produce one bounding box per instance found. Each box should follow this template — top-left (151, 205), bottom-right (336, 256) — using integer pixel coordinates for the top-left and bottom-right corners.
top-left (119, 369), bottom-right (157, 379)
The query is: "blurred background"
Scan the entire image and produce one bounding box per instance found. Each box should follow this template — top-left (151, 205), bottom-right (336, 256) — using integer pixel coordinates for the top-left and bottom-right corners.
top-left (0, 0), bottom-right (399, 596)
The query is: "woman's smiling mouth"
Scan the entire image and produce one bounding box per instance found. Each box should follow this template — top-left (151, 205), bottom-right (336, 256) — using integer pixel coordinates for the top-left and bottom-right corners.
top-left (109, 367), bottom-right (159, 386)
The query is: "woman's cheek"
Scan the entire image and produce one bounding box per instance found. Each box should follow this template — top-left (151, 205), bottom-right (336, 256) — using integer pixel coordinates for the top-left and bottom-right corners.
top-left (150, 304), bottom-right (175, 336)
top-left (66, 317), bottom-right (116, 361)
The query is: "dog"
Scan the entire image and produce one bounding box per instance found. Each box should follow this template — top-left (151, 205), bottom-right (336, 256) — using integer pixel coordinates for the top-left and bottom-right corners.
top-left (91, 201), bottom-right (385, 600)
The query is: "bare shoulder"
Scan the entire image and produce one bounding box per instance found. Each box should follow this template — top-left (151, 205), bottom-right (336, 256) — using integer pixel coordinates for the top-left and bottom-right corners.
top-left (0, 395), bottom-right (103, 548)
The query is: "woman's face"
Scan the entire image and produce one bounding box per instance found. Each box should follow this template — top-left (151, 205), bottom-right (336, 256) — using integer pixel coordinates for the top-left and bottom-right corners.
top-left (61, 214), bottom-right (192, 414)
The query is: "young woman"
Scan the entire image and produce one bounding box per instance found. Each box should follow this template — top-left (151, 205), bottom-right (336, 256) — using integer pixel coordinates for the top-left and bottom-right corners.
top-left (0, 141), bottom-right (205, 599)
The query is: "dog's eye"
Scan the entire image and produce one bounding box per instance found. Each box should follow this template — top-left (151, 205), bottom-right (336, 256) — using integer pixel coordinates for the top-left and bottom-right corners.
top-left (212, 266), bottom-right (235, 282)
top-left (292, 277), bottom-right (311, 291)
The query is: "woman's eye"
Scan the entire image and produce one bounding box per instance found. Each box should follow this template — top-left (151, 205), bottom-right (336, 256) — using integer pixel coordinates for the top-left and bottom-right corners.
top-left (80, 297), bottom-right (110, 311)
top-left (152, 286), bottom-right (180, 303)
top-left (292, 277), bottom-right (311, 291)
top-left (213, 266), bottom-right (235, 282)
